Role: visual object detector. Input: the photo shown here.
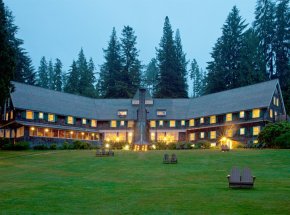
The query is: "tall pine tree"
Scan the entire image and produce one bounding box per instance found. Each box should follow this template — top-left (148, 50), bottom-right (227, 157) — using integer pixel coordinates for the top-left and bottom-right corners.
top-left (53, 58), bottom-right (63, 91)
top-left (37, 57), bottom-right (49, 88)
top-left (120, 26), bottom-right (142, 97)
top-left (190, 59), bottom-right (203, 98)
top-left (64, 60), bottom-right (79, 94)
top-left (99, 28), bottom-right (124, 98)
top-left (47, 60), bottom-right (54, 90)
top-left (144, 58), bottom-right (159, 95)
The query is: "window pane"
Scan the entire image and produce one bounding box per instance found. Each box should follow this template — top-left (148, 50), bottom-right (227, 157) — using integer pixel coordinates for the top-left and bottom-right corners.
top-left (26, 110), bottom-right (34, 120)
top-left (226, 113), bottom-right (232, 122)
top-left (150, 120), bottom-right (156, 128)
top-left (67, 116), bottom-right (74, 124)
top-left (189, 119), bottom-right (195, 127)
top-left (91, 120), bottom-right (97, 127)
top-left (239, 111), bottom-right (245, 118)
top-left (210, 116), bottom-right (216, 124)
top-left (252, 109), bottom-right (260, 118)
top-left (110, 120), bottom-right (117, 128)
top-left (169, 120), bottom-right (176, 127)
top-left (48, 114), bottom-right (55, 122)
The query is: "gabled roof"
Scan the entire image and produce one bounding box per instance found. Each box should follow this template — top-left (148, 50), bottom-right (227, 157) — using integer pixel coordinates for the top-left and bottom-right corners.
top-left (10, 79), bottom-right (279, 120)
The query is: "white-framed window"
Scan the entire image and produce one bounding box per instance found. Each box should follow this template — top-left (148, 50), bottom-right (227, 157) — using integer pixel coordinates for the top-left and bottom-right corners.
top-left (120, 120), bottom-right (125, 126)
top-left (200, 132), bottom-right (205, 139)
top-left (39, 112), bottom-right (44, 119)
top-left (118, 110), bottom-right (127, 117)
top-left (150, 120), bottom-right (156, 128)
top-left (159, 120), bottom-right (164, 126)
top-left (227, 129), bottom-right (233, 137)
top-left (82, 118), bottom-right (87, 125)
top-left (253, 126), bottom-right (260, 136)
top-left (226, 113), bottom-right (232, 122)
top-left (150, 132), bottom-right (156, 141)
top-left (252, 109), bottom-right (260, 118)
top-left (210, 131), bottom-right (216, 139)
top-left (91, 119), bottom-right (97, 127)
top-left (169, 120), bottom-right (176, 127)
top-left (189, 133), bottom-right (195, 141)
top-left (269, 109), bottom-right (273, 118)
top-left (240, 128), bottom-right (245, 135)
top-left (189, 119), bottom-right (195, 127)
top-left (26, 110), bottom-right (34, 120)
top-left (157, 110), bottom-right (166, 116)
top-left (128, 121), bottom-right (134, 128)
top-left (239, 111), bottom-right (245, 118)
top-left (210, 116), bottom-right (216, 124)
top-left (181, 120), bottom-right (185, 126)
top-left (48, 114), bottom-right (55, 122)
top-left (67, 116), bottom-right (74, 124)
top-left (200, 117), bottom-right (204, 124)
top-left (110, 120), bottom-right (116, 128)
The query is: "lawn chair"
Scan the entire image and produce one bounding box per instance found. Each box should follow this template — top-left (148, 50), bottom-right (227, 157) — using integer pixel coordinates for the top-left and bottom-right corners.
top-left (108, 149), bottom-right (114, 156)
top-left (171, 153), bottom-right (178, 164)
top-left (102, 148), bottom-right (107, 156)
top-left (163, 154), bottom-right (170, 164)
top-left (240, 167), bottom-right (256, 188)
top-left (221, 145), bottom-right (230, 152)
top-left (227, 167), bottom-right (241, 188)
top-left (96, 149), bottom-right (102, 156)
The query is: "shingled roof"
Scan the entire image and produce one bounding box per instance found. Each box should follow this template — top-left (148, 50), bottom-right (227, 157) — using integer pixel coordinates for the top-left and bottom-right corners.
top-left (10, 79), bottom-right (280, 120)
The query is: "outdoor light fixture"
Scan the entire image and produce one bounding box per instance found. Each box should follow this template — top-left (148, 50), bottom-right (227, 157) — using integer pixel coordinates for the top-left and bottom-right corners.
top-left (81, 132), bottom-right (84, 135)
top-left (105, 143), bottom-right (110, 148)
top-left (70, 131), bottom-right (73, 134)
top-left (124, 145), bottom-right (130, 150)
top-left (30, 127), bottom-right (35, 131)
top-left (128, 132), bottom-right (133, 137)
top-left (44, 128), bottom-right (49, 133)
top-left (116, 137), bottom-right (120, 142)
top-left (152, 144), bottom-right (156, 149)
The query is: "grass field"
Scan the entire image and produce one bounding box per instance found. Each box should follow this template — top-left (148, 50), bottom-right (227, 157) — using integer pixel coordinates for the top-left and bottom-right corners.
top-left (0, 149), bottom-right (290, 215)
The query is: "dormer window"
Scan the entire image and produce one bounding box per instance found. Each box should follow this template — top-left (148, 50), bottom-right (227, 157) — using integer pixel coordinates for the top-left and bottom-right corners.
top-left (157, 110), bottom-right (166, 116)
top-left (118, 110), bottom-right (128, 117)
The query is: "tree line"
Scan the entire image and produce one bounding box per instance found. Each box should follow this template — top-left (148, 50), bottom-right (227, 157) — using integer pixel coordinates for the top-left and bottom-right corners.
top-left (0, 0), bottom-right (289, 113)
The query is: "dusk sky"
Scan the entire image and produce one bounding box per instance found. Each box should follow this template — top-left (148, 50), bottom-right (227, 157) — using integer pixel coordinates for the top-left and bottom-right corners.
top-left (6, 0), bottom-right (256, 74)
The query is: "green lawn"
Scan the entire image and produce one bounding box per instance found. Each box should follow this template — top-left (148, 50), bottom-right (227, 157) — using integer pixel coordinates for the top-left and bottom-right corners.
top-left (0, 149), bottom-right (290, 215)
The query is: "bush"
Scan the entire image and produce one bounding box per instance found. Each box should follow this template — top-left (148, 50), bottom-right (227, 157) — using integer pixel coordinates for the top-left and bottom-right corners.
top-left (274, 131), bottom-right (290, 149)
top-left (72, 140), bottom-right (91, 149)
top-left (0, 138), bottom-right (11, 149)
top-left (108, 141), bottom-right (128, 150)
top-left (50, 143), bottom-right (57, 150)
top-left (258, 122), bottom-right (290, 148)
top-left (13, 141), bottom-right (30, 150)
top-left (193, 141), bottom-right (211, 149)
top-left (33, 144), bottom-right (48, 150)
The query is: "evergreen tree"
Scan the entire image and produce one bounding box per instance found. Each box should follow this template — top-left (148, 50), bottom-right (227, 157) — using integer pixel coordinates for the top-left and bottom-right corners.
top-left (144, 58), bottom-right (159, 95)
top-left (37, 57), bottom-right (48, 88)
top-left (120, 25), bottom-right (142, 97)
top-left (64, 60), bottom-right (80, 94)
top-left (47, 60), bottom-right (54, 90)
top-left (53, 58), bottom-right (63, 91)
top-left (174, 29), bottom-right (188, 98)
top-left (205, 6), bottom-right (247, 93)
top-left (5, 8), bottom-right (36, 85)
top-left (99, 28), bottom-right (124, 98)
top-left (190, 59), bottom-right (203, 97)
top-left (155, 16), bottom-right (180, 98)
top-left (254, 0), bottom-right (276, 79)
top-left (0, 0), bottom-right (15, 110)
top-left (274, 0), bottom-right (290, 113)
top-left (79, 55), bottom-right (97, 98)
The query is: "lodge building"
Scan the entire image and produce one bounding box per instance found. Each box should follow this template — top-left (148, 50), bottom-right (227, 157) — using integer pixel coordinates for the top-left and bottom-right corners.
top-left (0, 79), bottom-right (287, 148)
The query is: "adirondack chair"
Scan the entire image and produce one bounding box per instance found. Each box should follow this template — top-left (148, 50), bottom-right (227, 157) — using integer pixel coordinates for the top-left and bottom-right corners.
top-left (227, 167), bottom-right (241, 188)
top-left (96, 149), bottom-right (102, 156)
top-left (108, 149), bottom-right (114, 156)
top-left (163, 154), bottom-right (170, 164)
top-left (171, 153), bottom-right (178, 164)
top-left (221, 145), bottom-right (230, 152)
top-left (240, 167), bottom-right (256, 188)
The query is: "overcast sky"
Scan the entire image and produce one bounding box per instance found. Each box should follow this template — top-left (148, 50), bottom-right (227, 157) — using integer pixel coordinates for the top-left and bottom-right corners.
top-left (6, 0), bottom-right (256, 76)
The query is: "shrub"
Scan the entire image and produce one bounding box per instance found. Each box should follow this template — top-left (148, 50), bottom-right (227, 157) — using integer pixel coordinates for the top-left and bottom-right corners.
top-left (62, 142), bottom-right (70, 150)
top-left (258, 122), bottom-right (290, 148)
top-left (50, 143), bottom-right (57, 150)
top-left (274, 131), bottom-right (290, 149)
top-left (33, 144), bottom-right (48, 150)
top-left (0, 138), bottom-right (12, 150)
top-left (109, 141), bottom-right (128, 150)
top-left (193, 141), bottom-right (211, 149)
top-left (72, 140), bottom-right (91, 149)
top-left (13, 141), bottom-right (30, 150)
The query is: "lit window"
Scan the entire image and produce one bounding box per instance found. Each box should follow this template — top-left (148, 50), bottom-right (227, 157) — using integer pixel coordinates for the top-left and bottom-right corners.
top-left (150, 120), bottom-right (156, 128)
top-left (39, 112), bottom-right (44, 119)
top-left (5, 112), bottom-right (9, 120)
top-left (67, 116), bottom-right (74, 124)
top-left (240, 128), bottom-right (245, 135)
top-left (253, 140), bottom-right (258, 144)
top-left (276, 98), bottom-right (279, 106)
top-left (91, 119), bottom-right (97, 127)
top-left (253, 126), bottom-right (260, 136)
top-left (275, 111), bottom-right (278, 116)
top-left (82, 118), bottom-right (87, 125)
top-left (150, 132), bottom-right (155, 141)
top-left (200, 117), bottom-right (204, 124)
top-left (48, 114), bottom-right (55, 122)
top-left (157, 110), bottom-right (166, 116)
top-left (159, 120), bottom-right (164, 126)
top-left (118, 110), bottom-right (127, 117)
top-left (120, 120), bottom-right (125, 126)
top-left (226, 113), bottom-right (232, 122)
top-left (128, 121), bottom-right (134, 128)
top-left (11, 111), bottom-right (13, 119)
top-left (252, 109), bottom-right (260, 118)
top-left (210, 116), bottom-right (216, 124)
top-left (26, 110), bottom-right (34, 120)
top-left (169, 120), bottom-right (176, 127)
top-left (270, 109), bottom-right (273, 118)
top-left (189, 133), bottom-right (195, 141)
top-left (227, 129), bottom-right (233, 137)
top-left (239, 111), bottom-right (245, 118)
top-left (110, 120), bottom-right (116, 128)
top-left (200, 132), bottom-right (205, 139)
top-left (189, 119), bottom-right (195, 127)
top-left (181, 120), bottom-right (185, 126)
top-left (210, 131), bottom-right (216, 139)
